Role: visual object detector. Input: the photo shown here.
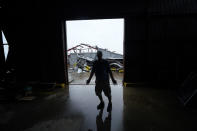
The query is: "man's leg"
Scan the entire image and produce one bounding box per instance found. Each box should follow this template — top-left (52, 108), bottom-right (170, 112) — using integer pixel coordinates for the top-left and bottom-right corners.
top-left (95, 84), bottom-right (104, 109)
top-left (103, 85), bottom-right (112, 112)
top-left (106, 93), bottom-right (112, 103)
top-left (97, 94), bottom-right (104, 109)
top-left (106, 94), bottom-right (112, 112)
top-left (97, 93), bottom-right (104, 103)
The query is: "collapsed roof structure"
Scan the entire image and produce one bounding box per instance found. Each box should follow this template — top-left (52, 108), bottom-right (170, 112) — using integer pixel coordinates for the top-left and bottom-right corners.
top-left (67, 43), bottom-right (123, 71)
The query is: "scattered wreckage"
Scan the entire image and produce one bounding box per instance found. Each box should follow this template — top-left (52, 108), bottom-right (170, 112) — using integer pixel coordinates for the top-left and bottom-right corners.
top-left (67, 44), bottom-right (124, 73)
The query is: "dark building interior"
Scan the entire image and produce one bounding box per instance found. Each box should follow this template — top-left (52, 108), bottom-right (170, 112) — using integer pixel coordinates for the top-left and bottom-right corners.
top-left (1, 0), bottom-right (197, 131)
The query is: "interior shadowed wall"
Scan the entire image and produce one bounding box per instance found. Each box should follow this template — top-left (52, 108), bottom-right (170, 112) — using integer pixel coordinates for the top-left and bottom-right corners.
top-left (1, 0), bottom-right (197, 88)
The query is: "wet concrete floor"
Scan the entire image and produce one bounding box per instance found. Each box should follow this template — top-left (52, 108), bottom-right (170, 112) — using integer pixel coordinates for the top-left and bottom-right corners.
top-left (66, 84), bottom-right (124, 131)
top-left (1, 84), bottom-right (197, 131)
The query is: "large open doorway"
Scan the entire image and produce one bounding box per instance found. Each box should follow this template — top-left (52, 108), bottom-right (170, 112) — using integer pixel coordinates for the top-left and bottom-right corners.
top-left (65, 19), bottom-right (124, 85)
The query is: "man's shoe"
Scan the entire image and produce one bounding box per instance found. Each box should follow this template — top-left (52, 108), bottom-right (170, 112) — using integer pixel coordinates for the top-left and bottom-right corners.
top-left (107, 102), bottom-right (112, 112)
top-left (97, 102), bottom-right (104, 109)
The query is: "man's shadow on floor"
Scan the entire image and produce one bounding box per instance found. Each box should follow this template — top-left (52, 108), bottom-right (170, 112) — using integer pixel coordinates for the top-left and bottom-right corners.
top-left (96, 108), bottom-right (111, 131)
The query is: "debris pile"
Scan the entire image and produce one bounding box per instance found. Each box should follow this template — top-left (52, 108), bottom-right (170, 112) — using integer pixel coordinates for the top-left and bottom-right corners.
top-left (67, 43), bottom-right (123, 73)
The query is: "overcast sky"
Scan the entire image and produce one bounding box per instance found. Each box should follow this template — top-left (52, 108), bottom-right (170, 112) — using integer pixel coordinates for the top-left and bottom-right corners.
top-left (66, 19), bottom-right (124, 54)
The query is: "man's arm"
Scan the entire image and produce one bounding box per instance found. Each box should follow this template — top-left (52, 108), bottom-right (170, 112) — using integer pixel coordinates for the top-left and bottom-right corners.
top-left (86, 62), bottom-right (95, 84)
top-left (108, 62), bottom-right (117, 84)
top-left (109, 69), bottom-right (117, 84)
top-left (86, 69), bottom-right (94, 84)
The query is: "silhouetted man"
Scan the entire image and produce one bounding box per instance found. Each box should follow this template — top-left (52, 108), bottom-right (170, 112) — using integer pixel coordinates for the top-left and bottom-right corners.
top-left (86, 51), bottom-right (117, 112)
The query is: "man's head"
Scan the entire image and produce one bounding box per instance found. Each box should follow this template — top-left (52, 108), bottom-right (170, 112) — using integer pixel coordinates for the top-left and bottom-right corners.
top-left (97, 51), bottom-right (102, 60)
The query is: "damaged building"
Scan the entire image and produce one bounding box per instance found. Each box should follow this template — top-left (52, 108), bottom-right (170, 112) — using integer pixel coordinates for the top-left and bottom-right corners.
top-left (67, 43), bottom-right (123, 71)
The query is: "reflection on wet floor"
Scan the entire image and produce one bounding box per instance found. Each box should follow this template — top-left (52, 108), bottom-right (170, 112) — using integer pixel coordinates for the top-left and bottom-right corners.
top-left (3, 84), bottom-right (123, 131)
top-left (96, 108), bottom-right (111, 131)
top-left (67, 84), bottom-right (124, 131)
top-left (67, 70), bottom-right (124, 130)
top-left (2, 82), bottom-right (197, 131)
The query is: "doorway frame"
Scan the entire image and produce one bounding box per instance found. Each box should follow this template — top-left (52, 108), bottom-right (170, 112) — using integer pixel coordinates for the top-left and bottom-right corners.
top-left (62, 17), bottom-right (126, 85)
